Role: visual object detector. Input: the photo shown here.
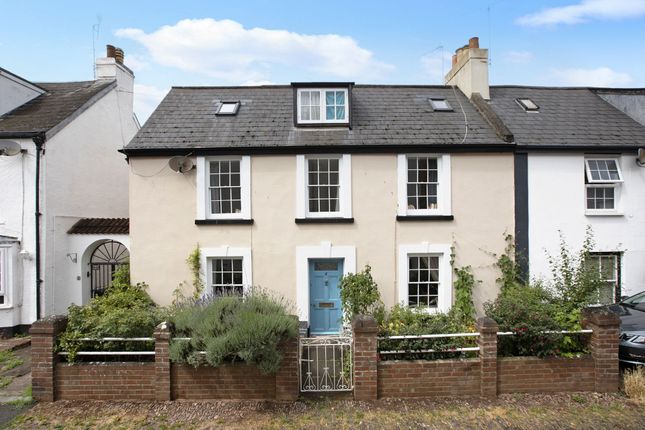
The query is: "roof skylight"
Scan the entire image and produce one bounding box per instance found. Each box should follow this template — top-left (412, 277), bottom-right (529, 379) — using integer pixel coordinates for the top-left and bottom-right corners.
top-left (516, 98), bottom-right (539, 112)
top-left (216, 101), bottom-right (240, 115)
top-left (429, 98), bottom-right (452, 111)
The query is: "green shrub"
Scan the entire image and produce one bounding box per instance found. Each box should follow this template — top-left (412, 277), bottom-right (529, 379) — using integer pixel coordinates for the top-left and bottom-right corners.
top-left (58, 265), bottom-right (162, 361)
top-left (485, 230), bottom-right (600, 357)
top-left (339, 265), bottom-right (383, 324)
top-left (169, 289), bottom-right (298, 374)
top-left (378, 305), bottom-right (476, 360)
top-left (484, 283), bottom-right (563, 357)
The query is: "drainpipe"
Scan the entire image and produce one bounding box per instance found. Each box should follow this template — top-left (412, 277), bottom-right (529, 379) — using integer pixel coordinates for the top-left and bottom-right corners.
top-left (33, 133), bottom-right (46, 320)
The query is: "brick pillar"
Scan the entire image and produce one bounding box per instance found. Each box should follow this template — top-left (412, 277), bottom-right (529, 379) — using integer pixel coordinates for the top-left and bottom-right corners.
top-left (30, 315), bottom-right (68, 402)
top-left (582, 307), bottom-right (620, 393)
top-left (352, 315), bottom-right (378, 400)
top-left (154, 321), bottom-right (172, 401)
top-left (477, 316), bottom-right (498, 399)
top-left (276, 334), bottom-right (300, 401)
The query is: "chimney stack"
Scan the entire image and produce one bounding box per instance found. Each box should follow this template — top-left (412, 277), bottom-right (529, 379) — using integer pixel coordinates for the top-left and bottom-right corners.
top-left (444, 36), bottom-right (489, 100)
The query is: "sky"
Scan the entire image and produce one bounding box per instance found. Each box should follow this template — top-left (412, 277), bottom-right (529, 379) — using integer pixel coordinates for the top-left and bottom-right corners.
top-left (2, 0), bottom-right (645, 122)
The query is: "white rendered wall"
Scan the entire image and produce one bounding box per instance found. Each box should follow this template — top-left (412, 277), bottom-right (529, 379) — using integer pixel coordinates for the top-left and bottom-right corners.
top-left (55, 233), bottom-right (130, 313)
top-left (0, 72), bottom-right (42, 116)
top-left (528, 153), bottom-right (645, 297)
top-left (43, 85), bottom-right (137, 317)
top-left (0, 139), bottom-right (37, 327)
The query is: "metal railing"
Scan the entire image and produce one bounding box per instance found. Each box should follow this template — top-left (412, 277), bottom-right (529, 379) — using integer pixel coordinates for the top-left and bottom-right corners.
top-left (57, 337), bottom-right (155, 358)
top-left (378, 332), bottom-right (480, 356)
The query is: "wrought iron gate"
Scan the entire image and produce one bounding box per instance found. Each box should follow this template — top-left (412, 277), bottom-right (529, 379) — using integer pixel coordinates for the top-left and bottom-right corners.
top-left (299, 336), bottom-right (353, 392)
top-left (89, 241), bottom-right (129, 298)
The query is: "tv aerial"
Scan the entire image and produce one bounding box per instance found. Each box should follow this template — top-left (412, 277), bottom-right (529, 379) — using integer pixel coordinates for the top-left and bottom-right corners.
top-left (168, 155), bottom-right (195, 173)
top-left (0, 140), bottom-right (22, 156)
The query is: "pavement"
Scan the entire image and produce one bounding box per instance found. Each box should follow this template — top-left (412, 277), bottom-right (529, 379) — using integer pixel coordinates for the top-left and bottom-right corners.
top-left (0, 337), bottom-right (33, 427)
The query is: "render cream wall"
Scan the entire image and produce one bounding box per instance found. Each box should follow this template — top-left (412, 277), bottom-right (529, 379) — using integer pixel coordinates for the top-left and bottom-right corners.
top-left (129, 153), bottom-right (514, 314)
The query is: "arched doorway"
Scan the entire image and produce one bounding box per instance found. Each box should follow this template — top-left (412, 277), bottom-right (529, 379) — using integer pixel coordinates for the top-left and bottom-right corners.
top-left (89, 240), bottom-right (129, 298)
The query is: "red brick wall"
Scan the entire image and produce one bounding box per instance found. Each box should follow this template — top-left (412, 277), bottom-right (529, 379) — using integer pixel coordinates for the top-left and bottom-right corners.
top-left (55, 363), bottom-right (155, 400)
top-left (377, 359), bottom-right (481, 398)
top-left (498, 356), bottom-right (595, 394)
top-left (171, 363), bottom-right (276, 400)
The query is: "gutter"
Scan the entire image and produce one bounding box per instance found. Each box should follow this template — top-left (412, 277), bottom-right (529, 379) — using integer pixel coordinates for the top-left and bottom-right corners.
top-left (33, 132), bottom-right (45, 320)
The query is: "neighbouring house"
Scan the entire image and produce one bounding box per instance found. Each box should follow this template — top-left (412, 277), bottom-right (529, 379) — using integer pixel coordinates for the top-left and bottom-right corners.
top-left (442, 39), bottom-right (645, 303)
top-left (123, 38), bottom-right (516, 335)
top-left (0, 46), bottom-right (137, 335)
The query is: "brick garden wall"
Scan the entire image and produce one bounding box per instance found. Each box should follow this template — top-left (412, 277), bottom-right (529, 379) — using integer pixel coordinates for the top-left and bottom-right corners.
top-left (497, 356), bottom-right (595, 394)
top-left (171, 363), bottom-right (276, 400)
top-left (378, 359), bottom-right (480, 398)
top-left (30, 308), bottom-right (620, 402)
top-left (55, 363), bottom-right (156, 401)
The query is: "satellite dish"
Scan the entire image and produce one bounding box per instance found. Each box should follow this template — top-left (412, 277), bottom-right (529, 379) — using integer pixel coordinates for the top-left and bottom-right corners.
top-left (0, 140), bottom-right (22, 156)
top-left (168, 156), bottom-right (194, 173)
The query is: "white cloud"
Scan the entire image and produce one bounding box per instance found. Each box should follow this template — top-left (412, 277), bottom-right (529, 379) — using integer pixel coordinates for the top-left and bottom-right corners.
top-left (124, 54), bottom-right (149, 72)
top-left (504, 50), bottom-right (534, 64)
top-left (116, 18), bottom-right (393, 83)
top-left (133, 84), bottom-right (168, 123)
top-left (552, 67), bottom-right (632, 86)
top-left (517, 0), bottom-right (645, 26)
top-left (420, 51), bottom-right (452, 83)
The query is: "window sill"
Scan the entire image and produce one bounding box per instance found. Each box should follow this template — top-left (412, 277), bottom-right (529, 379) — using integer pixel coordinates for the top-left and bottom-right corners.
top-left (195, 219), bottom-right (254, 225)
top-left (295, 217), bottom-right (354, 224)
top-left (584, 211), bottom-right (623, 217)
top-left (397, 215), bottom-right (454, 221)
top-left (0, 305), bottom-right (13, 310)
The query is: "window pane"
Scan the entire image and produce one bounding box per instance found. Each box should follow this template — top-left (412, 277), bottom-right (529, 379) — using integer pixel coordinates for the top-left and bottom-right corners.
top-left (336, 106), bottom-right (345, 120)
top-left (311, 91), bottom-right (320, 105)
top-left (326, 106), bottom-right (335, 120)
top-left (336, 91), bottom-right (345, 105)
top-left (301, 92), bottom-right (310, 104)
top-left (301, 106), bottom-right (310, 121)
top-left (326, 91), bottom-right (335, 105)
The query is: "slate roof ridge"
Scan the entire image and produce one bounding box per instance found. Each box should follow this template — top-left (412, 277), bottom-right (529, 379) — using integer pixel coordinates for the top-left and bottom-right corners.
top-left (170, 84), bottom-right (464, 90)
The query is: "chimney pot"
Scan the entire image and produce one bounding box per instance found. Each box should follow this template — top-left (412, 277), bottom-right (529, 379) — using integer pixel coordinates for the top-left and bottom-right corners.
top-left (469, 37), bottom-right (479, 49)
top-left (114, 48), bottom-right (124, 65)
top-left (106, 45), bottom-right (116, 59)
top-left (452, 54), bottom-right (457, 66)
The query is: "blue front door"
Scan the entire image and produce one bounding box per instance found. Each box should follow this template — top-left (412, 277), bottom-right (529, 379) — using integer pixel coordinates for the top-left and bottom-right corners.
top-left (309, 259), bottom-right (344, 335)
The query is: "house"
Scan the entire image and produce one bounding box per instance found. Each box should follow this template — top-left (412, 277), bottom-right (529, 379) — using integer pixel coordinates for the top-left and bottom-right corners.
top-left (442, 39), bottom-right (645, 303)
top-left (0, 46), bottom-right (137, 335)
top-left (123, 38), bottom-right (516, 335)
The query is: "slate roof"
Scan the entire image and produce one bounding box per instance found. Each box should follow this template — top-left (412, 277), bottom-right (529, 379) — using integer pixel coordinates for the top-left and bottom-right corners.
top-left (125, 85), bottom-right (508, 153)
top-left (68, 218), bottom-right (129, 235)
top-left (0, 80), bottom-right (115, 136)
top-left (488, 86), bottom-right (645, 148)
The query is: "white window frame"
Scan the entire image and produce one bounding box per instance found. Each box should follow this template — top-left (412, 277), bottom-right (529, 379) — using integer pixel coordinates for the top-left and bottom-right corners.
top-left (296, 88), bottom-right (349, 124)
top-left (398, 244), bottom-right (452, 313)
top-left (0, 245), bottom-right (12, 308)
top-left (296, 242), bottom-right (356, 323)
top-left (296, 154), bottom-right (352, 219)
top-left (584, 157), bottom-right (623, 216)
top-left (196, 156), bottom-right (251, 220)
top-left (588, 252), bottom-right (621, 304)
top-left (200, 247), bottom-right (252, 297)
top-left (397, 154), bottom-right (451, 216)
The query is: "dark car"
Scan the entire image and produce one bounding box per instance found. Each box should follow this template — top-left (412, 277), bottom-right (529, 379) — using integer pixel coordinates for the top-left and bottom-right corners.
top-left (607, 291), bottom-right (645, 366)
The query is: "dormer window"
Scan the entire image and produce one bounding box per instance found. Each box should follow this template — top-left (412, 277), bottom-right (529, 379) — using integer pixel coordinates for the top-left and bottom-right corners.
top-left (516, 98), bottom-right (539, 112)
top-left (296, 88), bottom-right (349, 124)
top-left (216, 101), bottom-right (240, 115)
top-left (429, 98), bottom-right (452, 111)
